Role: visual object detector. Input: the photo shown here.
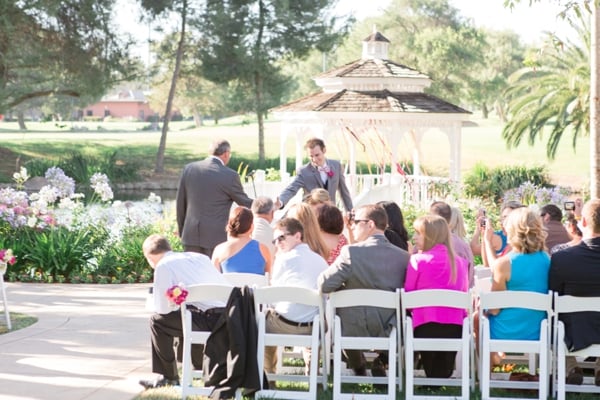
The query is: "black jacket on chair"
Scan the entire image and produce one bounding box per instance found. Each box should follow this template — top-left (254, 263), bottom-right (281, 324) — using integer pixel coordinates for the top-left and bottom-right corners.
top-left (203, 286), bottom-right (261, 399)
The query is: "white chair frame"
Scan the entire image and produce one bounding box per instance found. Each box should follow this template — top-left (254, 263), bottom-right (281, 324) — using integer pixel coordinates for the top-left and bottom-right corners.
top-left (400, 288), bottom-right (474, 400)
top-left (478, 290), bottom-right (552, 400)
top-left (253, 286), bottom-right (327, 400)
top-left (0, 271), bottom-right (10, 330)
top-left (553, 293), bottom-right (600, 400)
top-left (327, 288), bottom-right (400, 400)
top-left (223, 272), bottom-right (269, 288)
top-left (179, 284), bottom-right (239, 400)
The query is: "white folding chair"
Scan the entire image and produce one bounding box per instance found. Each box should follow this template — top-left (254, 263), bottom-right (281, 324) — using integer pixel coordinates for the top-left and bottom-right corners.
top-left (253, 286), bottom-right (326, 400)
top-left (553, 293), bottom-right (600, 400)
top-left (0, 270), bottom-right (10, 330)
top-left (474, 265), bottom-right (492, 280)
top-left (478, 290), bottom-right (552, 400)
top-left (179, 284), bottom-right (239, 400)
top-left (223, 272), bottom-right (269, 288)
top-left (328, 288), bottom-right (400, 400)
top-left (400, 288), bottom-right (474, 400)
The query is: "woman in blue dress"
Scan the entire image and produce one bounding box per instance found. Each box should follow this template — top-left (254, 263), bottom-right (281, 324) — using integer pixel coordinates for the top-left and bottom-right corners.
top-left (212, 206), bottom-right (272, 276)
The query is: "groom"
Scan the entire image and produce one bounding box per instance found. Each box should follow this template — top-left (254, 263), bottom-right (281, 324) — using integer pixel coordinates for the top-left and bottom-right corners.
top-left (277, 137), bottom-right (353, 212)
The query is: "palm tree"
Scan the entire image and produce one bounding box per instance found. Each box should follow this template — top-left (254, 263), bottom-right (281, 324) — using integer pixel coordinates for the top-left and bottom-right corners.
top-left (502, 16), bottom-right (590, 160)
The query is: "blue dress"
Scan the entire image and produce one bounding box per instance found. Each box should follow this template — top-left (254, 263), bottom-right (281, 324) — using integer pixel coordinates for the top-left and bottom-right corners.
top-left (488, 250), bottom-right (550, 340)
top-left (495, 230), bottom-right (508, 255)
top-left (221, 240), bottom-right (266, 275)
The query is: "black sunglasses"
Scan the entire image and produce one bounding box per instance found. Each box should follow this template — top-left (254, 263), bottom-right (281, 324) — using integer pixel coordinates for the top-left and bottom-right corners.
top-left (272, 233), bottom-right (291, 245)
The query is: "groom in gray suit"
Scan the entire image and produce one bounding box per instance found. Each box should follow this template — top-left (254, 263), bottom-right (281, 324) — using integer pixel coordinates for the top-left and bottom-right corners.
top-left (318, 204), bottom-right (409, 376)
top-left (176, 139), bottom-right (253, 258)
top-left (277, 138), bottom-right (353, 212)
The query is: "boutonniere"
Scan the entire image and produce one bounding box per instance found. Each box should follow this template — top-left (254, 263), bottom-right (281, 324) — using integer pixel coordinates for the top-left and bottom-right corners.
top-left (318, 165), bottom-right (334, 177)
top-left (166, 283), bottom-right (188, 305)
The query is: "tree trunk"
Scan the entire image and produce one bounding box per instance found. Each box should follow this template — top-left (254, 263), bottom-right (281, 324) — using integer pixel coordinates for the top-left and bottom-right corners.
top-left (17, 111), bottom-right (26, 130)
top-left (481, 103), bottom-right (489, 119)
top-left (192, 107), bottom-right (202, 127)
top-left (591, 3), bottom-right (600, 197)
top-left (254, 71), bottom-right (265, 163)
top-left (154, 0), bottom-right (187, 173)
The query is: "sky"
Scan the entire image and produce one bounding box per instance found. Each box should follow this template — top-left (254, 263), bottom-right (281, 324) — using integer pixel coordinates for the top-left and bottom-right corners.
top-left (346, 0), bottom-right (572, 44)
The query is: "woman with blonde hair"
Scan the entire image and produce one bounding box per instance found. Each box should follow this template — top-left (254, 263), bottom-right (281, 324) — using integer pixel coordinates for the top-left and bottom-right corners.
top-left (212, 206), bottom-right (272, 275)
top-left (287, 202), bottom-right (329, 260)
top-left (303, 188), bottom-right (331, 212)
top-left (483, 206), bottom-right (550, 340)
top-left (405, 214), bottom-right (469, 378)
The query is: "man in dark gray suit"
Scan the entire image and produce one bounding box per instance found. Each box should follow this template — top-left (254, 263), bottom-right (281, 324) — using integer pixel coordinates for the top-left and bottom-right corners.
top-left (318, 204), bottom-right (409, 376)
top-left (176, 139), bottom-right (253, 258)
top-left (277, 138), bottom-right (353, 212)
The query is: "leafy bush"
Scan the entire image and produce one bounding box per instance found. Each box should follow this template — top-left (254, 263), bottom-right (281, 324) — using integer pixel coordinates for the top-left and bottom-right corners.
top-left (463, 163), bottom-right (550, 203)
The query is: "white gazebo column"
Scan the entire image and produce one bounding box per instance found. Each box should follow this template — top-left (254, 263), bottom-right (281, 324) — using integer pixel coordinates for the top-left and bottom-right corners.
top-left (448, 122), bottom-right (462, 181)
top-left (411, 128), bottom-right (425, 177)
top-left (279, 122), bottom-right (290, 179)
top-left (294, 128), bottom-right (304, 170)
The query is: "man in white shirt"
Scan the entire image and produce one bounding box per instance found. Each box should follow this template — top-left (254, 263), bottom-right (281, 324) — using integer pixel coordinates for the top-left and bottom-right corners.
top-left (263, 218), bottom-right (328, 378)
top-left (251, 196), bottom-right (276, 258)
top-left (139, 234), bottom-right (230, 390)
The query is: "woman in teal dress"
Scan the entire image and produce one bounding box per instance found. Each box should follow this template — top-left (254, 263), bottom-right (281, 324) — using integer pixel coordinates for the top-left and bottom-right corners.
top-left (212, 206), bottom-right (272, 276)
top-left (483, 206), bottom-right (550, 340)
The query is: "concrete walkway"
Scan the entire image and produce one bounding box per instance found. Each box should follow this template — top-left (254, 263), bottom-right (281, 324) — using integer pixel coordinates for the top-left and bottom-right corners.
top-left (0, 283), bottom-right (153, 400)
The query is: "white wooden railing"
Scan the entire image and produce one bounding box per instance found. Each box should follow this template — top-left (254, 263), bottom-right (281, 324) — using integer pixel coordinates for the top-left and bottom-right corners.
top-left (242, 170), bottom-right (452, 210)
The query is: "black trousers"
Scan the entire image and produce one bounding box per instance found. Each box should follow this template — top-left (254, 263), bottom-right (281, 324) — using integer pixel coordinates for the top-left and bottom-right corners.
top-left (183, 245), bottom-right (213, 259)
top-left (414, 322), bottom-right (462, 378)
top-left (150, 307), bottom-right (223, 380)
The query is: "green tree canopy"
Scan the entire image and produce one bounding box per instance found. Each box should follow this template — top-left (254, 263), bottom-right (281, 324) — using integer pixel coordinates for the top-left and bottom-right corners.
top-left (0, 0), bottom-right (138, 114)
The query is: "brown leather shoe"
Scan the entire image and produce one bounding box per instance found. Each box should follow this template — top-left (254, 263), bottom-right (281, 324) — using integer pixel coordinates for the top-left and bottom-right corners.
top-left (566, 367), bottom-right (583, 385)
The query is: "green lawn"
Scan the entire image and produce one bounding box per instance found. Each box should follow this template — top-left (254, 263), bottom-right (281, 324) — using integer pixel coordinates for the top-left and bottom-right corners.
top-left (0, 114), bottom-right (589, 191)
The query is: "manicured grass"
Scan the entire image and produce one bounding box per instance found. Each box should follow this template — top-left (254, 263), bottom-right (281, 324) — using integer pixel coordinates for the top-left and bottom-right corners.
top-left (0, 114), bottom-right (589, 191)
top-left (0, 312), bottom-right (38, 334)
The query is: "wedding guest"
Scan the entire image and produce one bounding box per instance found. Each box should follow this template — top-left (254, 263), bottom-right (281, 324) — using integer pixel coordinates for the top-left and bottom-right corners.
top-left (139, 234), bottom-right (230, 390)
top-left (287, 202), bottom-right (329, 260)
top-left (304, 188), bottom-right (332, 213)
top-left (550, 213), bottom-right (583, 254)
top-left (251, 196), bottom-right (276, 258)
top-left (316, 203), bottom-right (348, 264)
top-left (212, 206), bottom-right (272, 276)
top-left (405, 214), bottom-right (468, 378)
top-left (377, 200), bottom-right (411, 252)
top-left (540, 203), bottom-right (571, 250)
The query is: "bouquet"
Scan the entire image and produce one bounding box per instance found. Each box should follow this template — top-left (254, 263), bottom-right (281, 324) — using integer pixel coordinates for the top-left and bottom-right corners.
top-left (166, 283), bottom-right (188, 305)
top-left (0, 249), bottom-right (16, 265)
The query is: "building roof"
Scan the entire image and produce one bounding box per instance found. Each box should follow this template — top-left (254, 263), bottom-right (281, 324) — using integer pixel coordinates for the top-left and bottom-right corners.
top-left (272, 89), bottom-right (470, 114)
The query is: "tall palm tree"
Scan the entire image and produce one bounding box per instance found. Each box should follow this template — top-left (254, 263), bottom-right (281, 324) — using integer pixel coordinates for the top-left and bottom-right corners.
top-left (502, 16), bottom-right (590, 160)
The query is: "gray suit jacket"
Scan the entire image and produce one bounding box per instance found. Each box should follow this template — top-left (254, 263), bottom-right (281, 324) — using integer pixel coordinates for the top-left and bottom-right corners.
top-left (318, 234), bottom-right (409, 337)
top-left (176, 157), bottom-right (253, 250)
top-left (278, 159), bottom-right (353, 211)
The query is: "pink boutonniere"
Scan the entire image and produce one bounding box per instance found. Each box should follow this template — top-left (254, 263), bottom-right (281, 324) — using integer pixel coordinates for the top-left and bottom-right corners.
top-left (327, 169), bottom-right (334, 178)
top-left (166, 284), bottom-right (188, 305)
top-left (318, 165), bottom-right (334, 178)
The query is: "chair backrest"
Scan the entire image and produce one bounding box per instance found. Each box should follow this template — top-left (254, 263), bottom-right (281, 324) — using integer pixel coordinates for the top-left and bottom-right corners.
top-left (223, 272), bottom-right (269, 288)
top-left (479, 290), bottom-right (552, 314)
top-left (328, 288), bottom-right (400, 310)
top-left (401, 288), bottom-right (472, 314)
top-left (554, 293), bottom-right (600, 314)
top-left (253, 285), bottom-right (323, 313)
top-left (474, 265), bottom-right (492, 279)
top-left (474, 276), bottom-right (492, 295)
top-left (184, 283), bottom-right (235, 304)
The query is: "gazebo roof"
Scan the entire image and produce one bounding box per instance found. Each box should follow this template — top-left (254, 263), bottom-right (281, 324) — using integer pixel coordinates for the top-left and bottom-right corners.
top-left (316, 58), bottom-right (429, 80)
top-left (272, 89), bottom-right (470, 114)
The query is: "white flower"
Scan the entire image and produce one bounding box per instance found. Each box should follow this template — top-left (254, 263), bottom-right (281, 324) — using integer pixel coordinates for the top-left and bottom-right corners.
top-left (147, 193), bottom-right (162, 204)
top-left (27, 216), bottom-right (37, 228)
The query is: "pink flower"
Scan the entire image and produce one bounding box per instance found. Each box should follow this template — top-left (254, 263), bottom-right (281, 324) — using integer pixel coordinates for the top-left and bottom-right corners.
top-left (166, 284), bottom-right (188, 305)
top-left (0, 249), bottom-right (16, 265)
top-left (327, 169), bottom-right (334, 178)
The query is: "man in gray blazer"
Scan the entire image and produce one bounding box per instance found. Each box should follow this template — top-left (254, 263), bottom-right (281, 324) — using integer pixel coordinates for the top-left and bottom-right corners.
top-left (176, 139), bottom-right (253, 258)
top-left (277, 138), bottom-right (353, 212)
top-left (318, 204), bottom-right (409, 376)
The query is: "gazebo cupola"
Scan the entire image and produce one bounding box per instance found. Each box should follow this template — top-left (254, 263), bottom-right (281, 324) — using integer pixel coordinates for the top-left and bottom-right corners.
top-left (362, 28), bottom-right (390, 60)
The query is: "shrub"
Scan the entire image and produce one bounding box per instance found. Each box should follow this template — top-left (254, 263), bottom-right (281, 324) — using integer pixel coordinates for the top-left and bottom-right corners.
top-left (463, 163), bottom-right (550, 203)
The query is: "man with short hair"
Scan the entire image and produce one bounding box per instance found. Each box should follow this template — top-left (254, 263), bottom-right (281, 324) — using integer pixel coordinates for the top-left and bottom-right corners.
top-left (138, 234), bottom-right (230, 390)
top-left (251, 196), bottom-right (276, 258)
top-left (277, 137), bottom-right (353, 211)
top-left (176, 139), bottom-right (253, 258)
top-left (540, 203), bottom-right (571, 250)
top-left (550, 198), bottom-right (600, 386)
top-left (430, 201), bottom-right (474, 286)
top-left (318, 204), bottom-right (409, 376)
top-left (263, 217), bottom-right (328, 377)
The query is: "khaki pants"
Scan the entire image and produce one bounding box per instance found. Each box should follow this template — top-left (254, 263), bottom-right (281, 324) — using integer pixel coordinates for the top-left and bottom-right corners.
top-left (263, 309), bottom-right (313, 375)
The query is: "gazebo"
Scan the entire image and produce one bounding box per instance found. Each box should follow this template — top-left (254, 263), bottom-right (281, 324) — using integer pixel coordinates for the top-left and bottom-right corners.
top-left (271, 30), bottom-right (470, 203)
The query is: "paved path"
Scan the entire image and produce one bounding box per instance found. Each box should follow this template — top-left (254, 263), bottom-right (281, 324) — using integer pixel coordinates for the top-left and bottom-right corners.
top-left (0, 283), bottom-right (153, 400)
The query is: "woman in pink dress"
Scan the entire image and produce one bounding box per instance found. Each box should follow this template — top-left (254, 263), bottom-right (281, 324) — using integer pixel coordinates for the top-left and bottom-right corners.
top-left (405, 214), bottom-right (468, 378)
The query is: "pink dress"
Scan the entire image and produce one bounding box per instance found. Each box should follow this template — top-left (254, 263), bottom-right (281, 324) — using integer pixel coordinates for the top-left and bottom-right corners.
top-left (326, 235), bottom-right (348, 265)
top-left (404, 243), bottom-right (468, 328)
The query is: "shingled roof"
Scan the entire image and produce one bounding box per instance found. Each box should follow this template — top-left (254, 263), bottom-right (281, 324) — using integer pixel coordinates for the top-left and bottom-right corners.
top-left (273, 89), bottom-right (469, 114)
top-left (316, 58), bottom-right (429, 80)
